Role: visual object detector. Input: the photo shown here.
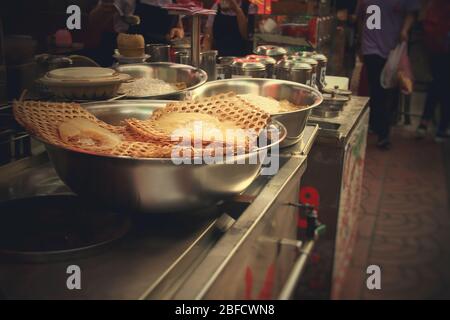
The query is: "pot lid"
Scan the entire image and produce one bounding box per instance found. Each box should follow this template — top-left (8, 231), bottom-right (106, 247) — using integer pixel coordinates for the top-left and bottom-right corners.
top-left (290, 62), bottom-right (312, 71)
top-left (275, 59), bottom-right (294, 70)
top-left (255, 45), bottom-right (287, 57)
top-left (298, 57), bottom-right (318, 66)
top-left (218, 56), bottom-right (237, 65)
top-left (322, 93), bottom-right (350, 104)
top-left (47, 67), bottom-right (117, 80)
top-left (232, 59), bottom-right (266, 71)
top-left (41, 67), bottom-right (131, 86)
top-left (245, 55), bottom-right (276, 65)
top-left (295, 51), bottom-right (315, 58)
top-left (311, 53), bottom-right (328, 62)
top-left (322, 86), bottom-right (352, 97)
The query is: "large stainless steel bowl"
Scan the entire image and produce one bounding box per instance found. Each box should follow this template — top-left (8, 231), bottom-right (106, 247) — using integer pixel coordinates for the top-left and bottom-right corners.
top-left (43, 100), bottom-right (286, 214)
top-left (191, 78), bottom-right (323, 147)
top-left (114, 63), bottom-right (208, 100)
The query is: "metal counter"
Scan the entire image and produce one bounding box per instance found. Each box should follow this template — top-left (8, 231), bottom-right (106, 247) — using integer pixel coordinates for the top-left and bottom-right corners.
top-left (0, 125), bottom-right (319, 300)
top-left (296, 96), bottom-right (370, 299)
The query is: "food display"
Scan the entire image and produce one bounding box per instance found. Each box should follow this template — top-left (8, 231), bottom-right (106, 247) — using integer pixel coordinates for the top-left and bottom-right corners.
top-left (119, 78), bottom-right (178, 97)
top-left (114, 63), bottom-right (207, 99)
top-left (119, 77), bottom-right (187, 97)
top-left (117, 33), bottom-right (145, 57)
top-left (238, 94), bottom-right (303, 114)
top-left (39, 67), bottom-right (132, 100)
top-left (13, 93), bottom-right (271, 159)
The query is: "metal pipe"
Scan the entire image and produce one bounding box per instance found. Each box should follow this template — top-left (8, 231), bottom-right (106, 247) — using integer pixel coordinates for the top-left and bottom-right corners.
top-left (278, 240), bottom-right (315, 300)
top-left (190, 15), bottom-right (201, 68)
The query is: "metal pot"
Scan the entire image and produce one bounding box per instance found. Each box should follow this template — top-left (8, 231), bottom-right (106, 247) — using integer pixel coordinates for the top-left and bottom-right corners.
top-left (217, 56), bottom-right (236, 79)
top-left (191, 78), bottom-right (323, 147)
top-left (274, 60), bottom-right (312, 86)
top-left (114, 62), bottom-right (207, 100)
top-left (321, 92), bottom-right (350, 111)
top-left (42, 100), bottom-right (286, 214)
top-left (245, 55), bottom-right (276, 78)
top-left (297, 57), bottom-right (318, 89)
top-left (311, 53), bottom-right (328, 90)
top-left (274, 59), bottom-right (293, 81)
top-left (295, 51), bottom-right (315, 58)
top-left (289, 62), bottom-right (313, 86)
top-left (200, 50), bottom-right (218, 82)
top-left (254, 45), bottom-right (287, 61)
top-left (231, 60), bottom-right (266, 78)
top-left (146, 44), bottom-right (170, 62)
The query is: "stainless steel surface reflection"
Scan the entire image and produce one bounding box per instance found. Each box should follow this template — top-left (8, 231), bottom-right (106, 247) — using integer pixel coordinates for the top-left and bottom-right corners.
top-left (114, 63), bottom-right (207, 100)
top-left (41, 100), bottom-right (286, 214)
top-left (191, 78), bottom-right (323, 147)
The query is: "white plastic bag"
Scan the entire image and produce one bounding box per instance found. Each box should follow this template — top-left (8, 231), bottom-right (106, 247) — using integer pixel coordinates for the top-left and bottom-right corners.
top-left (380, 42), bottom-right (407, 89)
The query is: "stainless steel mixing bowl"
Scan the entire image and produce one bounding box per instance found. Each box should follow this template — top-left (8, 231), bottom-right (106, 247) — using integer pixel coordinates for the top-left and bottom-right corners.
top-left (43, 100), bottom-right (286, 214)
top-left (114, 63), bottom-right (207, 100)
top-left (190, 78), bottom-right (323, 147)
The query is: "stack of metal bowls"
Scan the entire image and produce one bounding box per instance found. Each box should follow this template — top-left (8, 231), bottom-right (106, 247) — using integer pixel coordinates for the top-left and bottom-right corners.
top-left (231, 59), bottom-right (267, 78)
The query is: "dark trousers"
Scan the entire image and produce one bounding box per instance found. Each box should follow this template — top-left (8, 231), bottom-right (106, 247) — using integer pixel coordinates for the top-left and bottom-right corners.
top-left (421, 53), bottom-right (450, 134)
top-left (364, 54), bottom-right (392, 140)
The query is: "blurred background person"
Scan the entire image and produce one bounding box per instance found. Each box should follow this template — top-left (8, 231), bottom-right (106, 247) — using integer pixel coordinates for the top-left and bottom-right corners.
top-left (415, 0), bottom-right (450, 142)
top-left (203, 0), bottom-right (257, 57)
top-left (86, 0), bottom-right (184, 66)
top-left (358, 0), bottom-right (420, 149)
top-left (335, 0), bottom-right (358, 79)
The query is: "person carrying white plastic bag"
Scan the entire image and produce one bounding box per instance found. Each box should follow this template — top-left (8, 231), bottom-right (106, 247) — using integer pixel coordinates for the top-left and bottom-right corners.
top-left (357, 0), bottom-right (419, 149)
top-left (381, 41), bottom-right (414, 93)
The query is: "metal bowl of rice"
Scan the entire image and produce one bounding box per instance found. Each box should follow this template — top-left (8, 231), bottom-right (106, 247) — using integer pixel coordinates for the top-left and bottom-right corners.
top-left (114, 62), bottom-right (207, 100)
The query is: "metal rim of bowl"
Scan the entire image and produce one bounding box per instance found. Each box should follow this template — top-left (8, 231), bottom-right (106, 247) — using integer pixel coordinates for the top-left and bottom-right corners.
top-left (36, 119), bottom-right (287, 163)
top-left (191, 77), bottom-right (324, 116)
top-left (114, 62), bottom-right (208, 99)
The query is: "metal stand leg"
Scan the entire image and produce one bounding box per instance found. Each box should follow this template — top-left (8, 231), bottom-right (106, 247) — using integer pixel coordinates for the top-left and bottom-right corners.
top-left (190, 15), bottom-right (201, 68)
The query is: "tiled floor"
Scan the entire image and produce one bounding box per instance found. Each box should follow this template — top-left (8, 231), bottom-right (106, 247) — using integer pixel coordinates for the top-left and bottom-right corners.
top-left (340, 117), bottom-right (450, 299)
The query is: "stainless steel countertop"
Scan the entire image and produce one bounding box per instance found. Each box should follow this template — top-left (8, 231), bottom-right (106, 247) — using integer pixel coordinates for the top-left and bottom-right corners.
top-left (308, 96), bottom-right (370, 143)
top-left (0, 125), bottom-right (318, 299)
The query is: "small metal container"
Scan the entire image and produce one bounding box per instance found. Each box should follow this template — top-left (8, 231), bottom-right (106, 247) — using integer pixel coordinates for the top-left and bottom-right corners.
top-left (254, 45), bottom-right (287, 61)
top-left (297, 57), bottom-right (318, 89)
top-left (311, 53), bottom-right (328, 90)
top-left (321, 93), bottom-right (350, 111)
top-left (200, 50), bottom-right (218, 82)
top-left (216, 65), bottom-right (225, 80)
top-left (231, 60), bottom-right (266, 79)
top-left (146, 44), bottom-right (170, 62)
top-left (295, 51), bottom-right (315, 58)
top-left (274, 59), bottom-right (294, 81)
top-left (245, 55), bottom-right (276, 78)
top-left (275, 60), bottom-right (312, 86)
top-left (289, 62), bottom-right (313, 86)
top-left (218, 56), bottom-right (236, 79)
